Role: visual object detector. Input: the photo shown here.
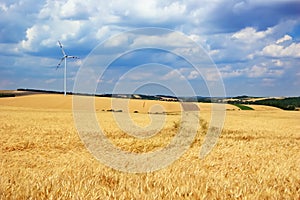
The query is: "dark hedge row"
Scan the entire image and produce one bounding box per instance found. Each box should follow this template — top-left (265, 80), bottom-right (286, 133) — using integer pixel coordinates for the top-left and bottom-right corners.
top-left (0, 93), bottom-right (15, 98)
top-left (250, 97), bottom-right (300, 110)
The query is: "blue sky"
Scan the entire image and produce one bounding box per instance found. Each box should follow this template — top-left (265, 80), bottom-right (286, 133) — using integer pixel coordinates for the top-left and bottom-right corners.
top-left (0, 0), bottom-right (300, 97)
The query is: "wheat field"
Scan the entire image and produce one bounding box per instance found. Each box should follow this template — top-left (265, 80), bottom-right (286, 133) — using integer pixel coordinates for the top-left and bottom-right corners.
top-left (0, 94), bottom-right (299, 199)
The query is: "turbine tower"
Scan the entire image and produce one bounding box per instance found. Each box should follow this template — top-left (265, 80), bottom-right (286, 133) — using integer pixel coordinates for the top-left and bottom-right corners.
top-left (56, 40), bottom-right (79, 96)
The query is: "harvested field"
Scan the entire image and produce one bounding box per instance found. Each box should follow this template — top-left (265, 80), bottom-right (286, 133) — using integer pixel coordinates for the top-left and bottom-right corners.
top-left (0, 94), bottom-right (299, 199)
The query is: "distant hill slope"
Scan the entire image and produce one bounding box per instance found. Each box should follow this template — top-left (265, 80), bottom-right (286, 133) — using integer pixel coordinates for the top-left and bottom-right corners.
top-left (0, 94), bottom-right (182, 113)
top-left (1, 89), bottom-right (299, 111)
top-left (0, 93), bottom-right (283, 112)
top-left (250, 97), bottom-right (300, 110)
top-left (227, 96), bottom-right (300, 111)
top-left (0, 89), bottom-right (47, 97)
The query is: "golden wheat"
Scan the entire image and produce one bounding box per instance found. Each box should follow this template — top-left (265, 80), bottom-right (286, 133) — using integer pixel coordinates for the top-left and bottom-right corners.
top-left (0, 95), bottom-right (299, 199)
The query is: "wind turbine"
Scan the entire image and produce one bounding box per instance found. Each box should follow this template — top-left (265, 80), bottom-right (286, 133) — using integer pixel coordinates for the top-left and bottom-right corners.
top-left (56, 40), bottom-right (79, 96)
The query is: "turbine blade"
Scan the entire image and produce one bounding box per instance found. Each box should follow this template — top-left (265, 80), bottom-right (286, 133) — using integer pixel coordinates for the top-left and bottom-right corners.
top-left (67, 56), bottom-right (80, 59)
top-left (57, 40), bottom-right (66, 56)
top-left (56, 58), bottom-right (65, 70)
top-left (58, 40), bottom-right (63, 48)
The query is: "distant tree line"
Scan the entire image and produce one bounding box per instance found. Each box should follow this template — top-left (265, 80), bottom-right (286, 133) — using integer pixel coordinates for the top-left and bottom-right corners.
top-left (228, 97), bottom-right (300, 110)
top-left (179, 97), bottom-right (215, 103)
top-left (0, 93), bottom-right (15, 98)
top-left (250, 97), bottom-right (300, 110)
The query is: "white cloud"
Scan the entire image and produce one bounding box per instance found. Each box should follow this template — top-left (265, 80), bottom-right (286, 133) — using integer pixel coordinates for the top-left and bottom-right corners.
top-left (209, 49), bottom-right (219, 56)
top-left (95, 26), bottom-right (110, 40)
top-left (160, 68), bottom-right (203, 81)
top-left (60, 0), bottom-right (92, 20)
top-left (247, 65), bottom-right (284, 78)
top-left (45, 79), bottom-right (56, 84)
top-left (21, 25), bottom-right (50, 51)
top-left (0, 3), bottom-right (8, 12)
top-left (187, 70), bottom-right (200, 80)
top-left (219, 63), bottom-right (284, 79)
top-left (210, 22), bottom-right (296, 63)
top-left (262, 43), bottom-right (300, 58)
top-left (247, 65), bottom-right (268, 77)
top-left (20, 18), bottom-right (84, 51)
top-left (39, 0), bottom-right (97, 20)
top-left (272, 59), bottom-right (283, 67)
top-left (104, 33), bottom-right (129, 47)
top-left (131, 1), bottom-right (186, 21)
top-left (232, 27), bottom-right (273, 43)
top-left (187, 34), bottom-right (208, 47)
top-left (131, 32), bottom-right (193, 49)
top-left (276, 34), bottom-right (292, 44)
top-left (201, 68), bottom-right (221, 81)
top-left (161, 69), bottom-right (185, 81)
top-left (222, 70), bottom-right (243, 78)
top-left (219, 65), bottom-right (243, 78)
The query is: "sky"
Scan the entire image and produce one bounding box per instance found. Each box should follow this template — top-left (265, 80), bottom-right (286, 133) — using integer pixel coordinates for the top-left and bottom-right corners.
top-left (0, 0), bottom-right (300, 97)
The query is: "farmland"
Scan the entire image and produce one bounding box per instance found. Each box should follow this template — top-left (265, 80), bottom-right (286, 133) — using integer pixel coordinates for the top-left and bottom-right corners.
top-left (0, 94), bottom-right (299, 199)
top-left (231, 104), bottom-right (254, 110)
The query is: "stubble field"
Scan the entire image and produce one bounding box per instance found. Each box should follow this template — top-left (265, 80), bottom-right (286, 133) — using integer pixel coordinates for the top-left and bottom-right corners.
top-left (0, 94), bottom-right (299, 199)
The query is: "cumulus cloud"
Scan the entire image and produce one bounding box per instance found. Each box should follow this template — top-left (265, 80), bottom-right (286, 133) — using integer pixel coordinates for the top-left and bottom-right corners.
top-left (117, 0), bottom-right (187, 24)
top-left (232, 27), bottom-right (263, 40)
top-left (272, 59), bottom-right (283, 67)
top-left (276, 35), bottom-right (292, 44)
top-left (20, 19), bottom-right (85, 51)
top-left (187, 70), bottom-right (200, 80)
top-left (208, 0), bottom-right (300, 32)
top-left (246, 65), bottom-right (268, 78)
top-left (131, 32), bottom-right (194, 49)
top-left (232, 27), bottom-right (273, 43)
top-left (219, 65), bottom-right (243, 78)
top-left (262, 43), bottom-right (300, 58)
top-left (0, 1), bottom-right (44, 43)
top-left (219, 63), bottom-right (284, 79)
top-left (208, 20), bottom-right (295, 63)
top-left (161, 69), bottom-right (185, 81)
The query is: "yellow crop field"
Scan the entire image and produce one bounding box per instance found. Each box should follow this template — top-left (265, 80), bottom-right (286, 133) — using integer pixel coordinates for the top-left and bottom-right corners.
top-left (0, 94), bottom-right (299, 199)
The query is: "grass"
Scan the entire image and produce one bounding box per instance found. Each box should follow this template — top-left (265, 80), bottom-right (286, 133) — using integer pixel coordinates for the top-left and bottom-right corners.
top-left (232, 104), bottom-right (254, 110)
top-left (0, 95), bottom-right (299, 199)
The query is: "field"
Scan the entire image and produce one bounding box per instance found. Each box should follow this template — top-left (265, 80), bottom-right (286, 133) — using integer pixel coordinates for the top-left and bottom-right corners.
top-left (0, 94), bottom-right (299, 199)
top-left (231, 104), bottom-right (254, 110)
